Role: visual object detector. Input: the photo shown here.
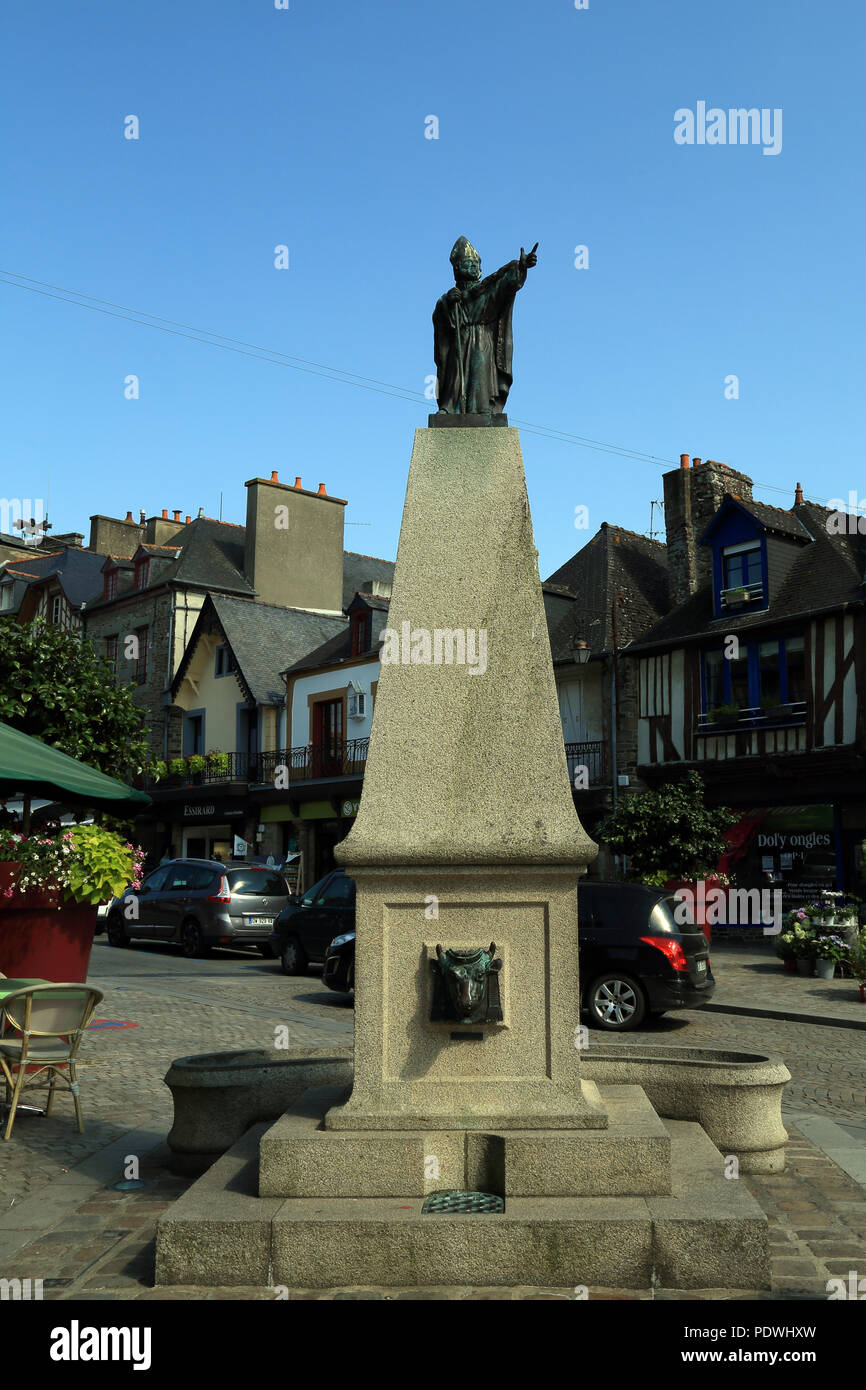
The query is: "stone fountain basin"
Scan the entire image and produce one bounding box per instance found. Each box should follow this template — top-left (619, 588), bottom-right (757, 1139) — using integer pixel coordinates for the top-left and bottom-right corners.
top-left (582, 1044), bottom-right (790, 1173)
top-left (164, 1042), bottom-right (789, 1176)
top-left (165, 1046), bottom-right (352, 1175)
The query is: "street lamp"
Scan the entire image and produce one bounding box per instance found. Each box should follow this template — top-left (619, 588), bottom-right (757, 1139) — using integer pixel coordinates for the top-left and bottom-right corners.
top-left (572, 638), bottom-right (591, 665)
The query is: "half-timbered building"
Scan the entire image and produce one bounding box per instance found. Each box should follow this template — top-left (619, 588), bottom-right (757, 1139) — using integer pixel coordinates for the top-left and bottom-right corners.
top-left (629, 456), bottom-right (866, 901)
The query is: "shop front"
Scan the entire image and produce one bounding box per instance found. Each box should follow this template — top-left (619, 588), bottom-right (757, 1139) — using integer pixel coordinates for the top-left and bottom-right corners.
top-left (298, 798), bottom-right (359, 887)
top-left (719, 804), bottom-right (840, 912)
top-left (174, 797), bottom-right (248, 865)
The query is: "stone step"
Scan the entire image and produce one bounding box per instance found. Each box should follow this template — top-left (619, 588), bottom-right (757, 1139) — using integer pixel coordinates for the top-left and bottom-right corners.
top-left (258, 1083), bottom-right (672, 1199)
top-left (156, 1108), bottom-right (769, 1291)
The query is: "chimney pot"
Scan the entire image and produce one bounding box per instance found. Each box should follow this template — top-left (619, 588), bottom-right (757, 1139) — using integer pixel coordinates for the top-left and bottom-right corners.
top-left (794, 482), bottom-right (804, 506)
top-left (139, 510), bottom-right (146, 525)
top-left (185, 515), bottom-right (191, 524)
top-left (680, 454), bottom-right (690, 470)
top-left (270, 470), bottom-right (279, 483)
top-left (124, 510), bottom-right (134, 523)
top-left (317, 483), bottom-right (327, 496)
top-left (173, 510), bottom-right (181, 523)
top-left (162, 508), bottom-right (168, 519)
top-left (294, 477), bottom-right (302, 489)
top-left (692, 458), bottom-right (702, 468)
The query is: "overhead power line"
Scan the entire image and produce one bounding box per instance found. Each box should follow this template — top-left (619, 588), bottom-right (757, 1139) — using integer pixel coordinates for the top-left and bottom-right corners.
top-left (0, 270), bottom-right (828, 505)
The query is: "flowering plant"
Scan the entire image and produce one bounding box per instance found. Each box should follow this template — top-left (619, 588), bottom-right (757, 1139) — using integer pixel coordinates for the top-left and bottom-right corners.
top-left (778, 923), bottom-right (815, 958)
top-left (0, 826), bottom-right (145, 907)
top-left (812, 933), bottom-right (850, 964)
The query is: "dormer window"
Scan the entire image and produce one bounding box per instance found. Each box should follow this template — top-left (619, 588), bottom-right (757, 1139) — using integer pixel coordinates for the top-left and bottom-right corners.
top-left (720, 542), bottom-right (764, 609)
top-left (104, 568), bottom-right (118, 601)
top-left (135, 557), bottom-right (150, 591)
top-left (351, 610), bottom-right (371, 656)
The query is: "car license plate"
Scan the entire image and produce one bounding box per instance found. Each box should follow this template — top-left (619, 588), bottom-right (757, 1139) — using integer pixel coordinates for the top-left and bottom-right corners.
top-left (696, 960), bottom-right (707, 973)
top-left (246, 917), bottom-right (272, 927)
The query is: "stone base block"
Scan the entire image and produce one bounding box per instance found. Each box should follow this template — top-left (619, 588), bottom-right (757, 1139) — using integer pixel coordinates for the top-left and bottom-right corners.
top-left (156, 1109), bottom-right (770, 1291)
top-left (259, 1084), bottom-right (670, 1198)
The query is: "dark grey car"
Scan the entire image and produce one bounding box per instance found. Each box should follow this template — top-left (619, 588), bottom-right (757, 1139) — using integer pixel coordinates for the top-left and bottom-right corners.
top-left (104, 858), bottom-right (292, 958)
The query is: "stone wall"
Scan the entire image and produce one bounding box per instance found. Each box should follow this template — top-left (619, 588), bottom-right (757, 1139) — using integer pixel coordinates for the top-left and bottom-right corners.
top-left (663, 458), bottom-right (754, 607)
top-left (84, 588), bottom-right (175, 761)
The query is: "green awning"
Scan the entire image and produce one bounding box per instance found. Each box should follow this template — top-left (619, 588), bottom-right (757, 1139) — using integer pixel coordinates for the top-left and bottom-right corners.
top-left (0, 720), bottom-right (151, 815)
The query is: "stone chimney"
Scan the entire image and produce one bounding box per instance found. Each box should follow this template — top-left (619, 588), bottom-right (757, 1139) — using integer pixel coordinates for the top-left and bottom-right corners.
top-left (244, 474), bottom-right (346, 614)
top-left (663, 455), bottom-right (754, 606)
top-left (88, 512), bottom-right (144, 557)
top-left (144, 510), bottom-right (187, 545)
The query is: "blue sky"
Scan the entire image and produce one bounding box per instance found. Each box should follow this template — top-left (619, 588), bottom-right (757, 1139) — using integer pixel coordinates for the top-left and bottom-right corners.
top-left (2, 0), bottom-right (865, 578)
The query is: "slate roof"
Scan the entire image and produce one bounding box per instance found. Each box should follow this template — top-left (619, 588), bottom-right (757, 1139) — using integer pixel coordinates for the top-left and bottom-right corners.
top-left (3, 548), bottom-right (106, 610)
top-left (341, 552), bottom-right (395, 608)
top-left (630, 500), bottom-right (866, 651)
top-left (544, 525), bottom-right (670, 660)
top-left (282, 602), bottom-right (392, 677)
top-left (85, 521), bottom-right (395, 612)
top-left (171, 595), bottom-right (347, 705)
top-left (701, 496), bottom-right (813, 543)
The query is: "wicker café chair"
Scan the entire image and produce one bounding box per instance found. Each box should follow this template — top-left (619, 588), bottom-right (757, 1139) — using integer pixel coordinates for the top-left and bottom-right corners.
top-left (0, 983), bottom-right (104, 1140)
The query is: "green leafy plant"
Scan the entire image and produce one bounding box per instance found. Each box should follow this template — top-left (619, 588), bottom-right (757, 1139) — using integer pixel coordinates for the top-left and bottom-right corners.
top-left (150, 760), bottom-right (168, 782)
top-left (0, 825), bottom-right (144, 906)
top-left (168, 758), bottom-right (187, 778)
top-left (186, 754), bottom-right (206, 774)
top-left (597, 771), bottom-right (738, 882)
top-left (0, 617), bottom-right (148, 779)
top-left (205, 751), bottom-right (229, 774)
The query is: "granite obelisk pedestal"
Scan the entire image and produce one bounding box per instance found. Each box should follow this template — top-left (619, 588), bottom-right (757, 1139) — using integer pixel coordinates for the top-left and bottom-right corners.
top-left (327, 424), bottom-right (604, 1132)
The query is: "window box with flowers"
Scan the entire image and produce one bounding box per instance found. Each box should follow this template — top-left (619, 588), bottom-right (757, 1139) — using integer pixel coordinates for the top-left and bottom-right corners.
top-left (0, 827), bottom-right (144, 982)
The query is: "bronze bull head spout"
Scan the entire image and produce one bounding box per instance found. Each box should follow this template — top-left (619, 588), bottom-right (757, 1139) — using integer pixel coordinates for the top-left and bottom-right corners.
top-left (434, 943), bottom-right (500, 1025)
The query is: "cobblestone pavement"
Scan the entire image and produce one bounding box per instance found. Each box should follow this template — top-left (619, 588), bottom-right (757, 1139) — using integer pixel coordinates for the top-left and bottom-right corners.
top-left (0, 936), bottom-right (864, 1301)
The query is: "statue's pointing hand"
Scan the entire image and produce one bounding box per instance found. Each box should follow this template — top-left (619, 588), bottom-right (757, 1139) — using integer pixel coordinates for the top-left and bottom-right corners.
top-left (519, 242), bottom-right (539, 271)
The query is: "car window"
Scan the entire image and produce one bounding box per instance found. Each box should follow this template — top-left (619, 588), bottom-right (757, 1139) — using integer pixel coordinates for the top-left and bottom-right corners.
top-left (142, 866), bottom-right (171, 893)
top-left (227, 870), bottom-right (288, 896)
top-left (165, 864), bottom-right (212, 893)
top-left (324, 875), bottom-right (355, 906)
top-left (301, 873), bottom-right (332, 907)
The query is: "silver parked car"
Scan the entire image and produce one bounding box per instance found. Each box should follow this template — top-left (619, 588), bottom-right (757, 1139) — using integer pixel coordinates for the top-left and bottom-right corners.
top-left (103, 858), bottom-right (292, 958)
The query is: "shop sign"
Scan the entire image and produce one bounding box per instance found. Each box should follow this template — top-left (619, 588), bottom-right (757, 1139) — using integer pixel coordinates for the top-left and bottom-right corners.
top-left (341, 799), bottom-right (360, 817)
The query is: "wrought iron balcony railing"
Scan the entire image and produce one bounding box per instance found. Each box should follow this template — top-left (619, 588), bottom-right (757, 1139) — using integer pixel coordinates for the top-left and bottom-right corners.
top-left (564, 740), bottom-right (606, 787)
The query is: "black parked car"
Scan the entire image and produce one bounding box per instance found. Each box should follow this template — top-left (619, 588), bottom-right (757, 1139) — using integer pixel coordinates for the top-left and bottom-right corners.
top-left (269, 869), bottom-right (356, 978)
top-left (308, 878), bottom-right (714, 1031)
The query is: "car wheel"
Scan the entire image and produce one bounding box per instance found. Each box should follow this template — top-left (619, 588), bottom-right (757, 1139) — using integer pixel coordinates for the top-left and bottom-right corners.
top-left (258, 943), bottom-right (276, 959)
top-left (181, 920), bottom-right (208, 959)
top-left (106, 914), bottom-right (129, 948)
top-left (280, 936), bottom-right (307, 975)
top-left (586, 973), bottom-right (647, 1031)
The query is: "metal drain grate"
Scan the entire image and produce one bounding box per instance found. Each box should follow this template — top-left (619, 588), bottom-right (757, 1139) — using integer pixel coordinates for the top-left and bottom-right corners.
top-left (422, 1190), bottom-right (504, 1215)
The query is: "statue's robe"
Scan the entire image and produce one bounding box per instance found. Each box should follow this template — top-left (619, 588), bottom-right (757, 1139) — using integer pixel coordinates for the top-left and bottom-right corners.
top-left (432, 260), bottom-right (527, 416)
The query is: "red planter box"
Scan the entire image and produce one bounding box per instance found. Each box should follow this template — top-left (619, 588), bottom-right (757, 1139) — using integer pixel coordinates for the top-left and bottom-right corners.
top-left (0, 863), bottom-right (97, 983)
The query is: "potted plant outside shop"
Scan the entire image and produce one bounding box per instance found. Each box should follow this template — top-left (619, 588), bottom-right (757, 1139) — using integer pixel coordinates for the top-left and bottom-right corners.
top-left (774, 932), bottom-right (798, 973)
top-left (0, 825), bottom-right (144, 982)
top-left (813, 933), bottom-right (849, 980)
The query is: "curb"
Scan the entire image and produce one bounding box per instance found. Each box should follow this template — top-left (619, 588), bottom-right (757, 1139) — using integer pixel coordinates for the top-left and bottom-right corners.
top-left (704, 1001), bottom-right (866, 1031)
